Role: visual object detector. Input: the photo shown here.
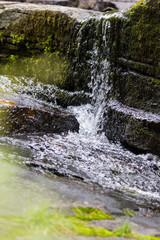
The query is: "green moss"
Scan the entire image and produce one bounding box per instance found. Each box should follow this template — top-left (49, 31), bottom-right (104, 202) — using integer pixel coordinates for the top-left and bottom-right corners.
top-left (0, 31), bottom-right (3, 38)
top-left (72, 206), bottom-right (115, 221)
top-left (0, 204), bottom-right (160, 240)
top-left (132, 234), bottom-right (160, 240)
top-left (8, 54), bottom-right (19, 62)
top-left (11, 34), bottom-right (25, 46)
top-left (75, 225), bottom-right (113, 237)
top-left (123, 209), bottom-right (136, 217)
top-left (149, 78), bottom-right (160, 86)
top-left (131, 0), bottom-right (148, 9)
top-left (124, 0), bottom-right (160, 69)
top-left (0, 31), bottom-right (4, 45)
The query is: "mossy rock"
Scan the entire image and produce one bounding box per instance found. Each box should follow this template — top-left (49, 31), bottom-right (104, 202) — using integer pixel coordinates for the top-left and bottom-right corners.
top-left (0, 9), bottom-right (79, 90)
top-left (122, 0), bottom-right (160, 70)
top-left (110, 0), bottom-right (160, 114)
top-left (2, 10), bottom-right (76, 53)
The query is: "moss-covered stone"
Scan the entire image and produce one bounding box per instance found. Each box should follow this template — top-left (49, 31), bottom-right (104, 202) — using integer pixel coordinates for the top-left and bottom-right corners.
top-left (0, 9), bottom-right (78, 90)
top-left (121, 0), bottom-right (160, 70)
top-left (2, 10), bottom-right (76, 53)
top-left (111, 0), bottom-right (160, 114)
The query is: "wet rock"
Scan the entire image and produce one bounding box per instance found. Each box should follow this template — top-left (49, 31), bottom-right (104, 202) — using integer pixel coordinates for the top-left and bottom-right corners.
top-left (0, 92), bottom-right (79, 134)
top-left (55, 90), bottom-right (91, 107)
top-left (22, 88), bottom-right (91, 108)
top-left (104, 100), bottom-right (160, 156)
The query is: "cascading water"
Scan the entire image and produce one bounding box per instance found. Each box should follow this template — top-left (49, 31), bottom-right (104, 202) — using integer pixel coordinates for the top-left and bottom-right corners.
top-left (0, 12), bottom-right (160, 210)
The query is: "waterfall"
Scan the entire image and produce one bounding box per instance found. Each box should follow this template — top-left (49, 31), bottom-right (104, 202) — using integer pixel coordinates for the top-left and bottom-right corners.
top-left (70, 17), bottom-right (114, 136)
top-left (0, 11), bottom-right (159, 204)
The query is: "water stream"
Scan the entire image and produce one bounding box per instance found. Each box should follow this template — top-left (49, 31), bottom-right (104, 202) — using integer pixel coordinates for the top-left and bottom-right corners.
top-left (0, 11), bottom-right (160, 237)
top-left (0, 70), bottom-right (160, 207)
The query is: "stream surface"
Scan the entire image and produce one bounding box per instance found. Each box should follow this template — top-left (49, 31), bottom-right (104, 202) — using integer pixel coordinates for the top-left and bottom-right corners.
top-left (0, 57), bottom-right (160, 238)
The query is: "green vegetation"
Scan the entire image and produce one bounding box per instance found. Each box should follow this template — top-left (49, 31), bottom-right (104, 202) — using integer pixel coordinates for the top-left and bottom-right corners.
top-left (0, 204), bottom-right (159, 240)
top-left (131, 0), bottom-right (147, 9)
top-left (123, 209), bottom-right (136, 217)
top-left (126, 0), bottom-right (160, 70)
top-left (0, 204), bottom-right (114, 239)
top-left (114, 220), bottom-right (132, 237)
top-left (11, 34), bottom-right (25, 46)
top-left (42, 35), bottom-right (53, 54)
top-left (0, 31), bottom-right (3, 38)
top-left (8, 54), bottom-right (19, 62)
top-left (73, 206), bottom-right (115, 221)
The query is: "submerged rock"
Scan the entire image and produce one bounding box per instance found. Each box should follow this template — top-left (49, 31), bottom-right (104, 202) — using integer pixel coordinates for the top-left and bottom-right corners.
top-left (0, 92), bottom-right (79, 134)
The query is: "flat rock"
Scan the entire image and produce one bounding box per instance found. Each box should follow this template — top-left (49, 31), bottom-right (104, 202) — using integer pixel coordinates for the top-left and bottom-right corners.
top-left (0, 1), bottom-right (99, 25)
top-left (0, 92), bottom-right (79, 134)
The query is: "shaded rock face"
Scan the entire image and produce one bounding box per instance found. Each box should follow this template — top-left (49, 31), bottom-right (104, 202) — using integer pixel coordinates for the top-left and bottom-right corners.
top-left (102, 0), bottom-right (160, 154)
top-left (104, 101), bottom-right (160, 155)
top-left (0, 93), bottom-right (79, 134)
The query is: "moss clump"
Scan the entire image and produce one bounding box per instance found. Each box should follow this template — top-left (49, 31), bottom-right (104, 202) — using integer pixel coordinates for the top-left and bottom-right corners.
top-left (72, 206), bottom-right (115, 221)
top-left (75, 225), bottom-right (113, 237)
top-left (131, 0), bottom-right (148, 9)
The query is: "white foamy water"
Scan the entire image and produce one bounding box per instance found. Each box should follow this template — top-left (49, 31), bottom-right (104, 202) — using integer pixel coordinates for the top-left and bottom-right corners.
top-left (0, 72), bottom-right (160, 206)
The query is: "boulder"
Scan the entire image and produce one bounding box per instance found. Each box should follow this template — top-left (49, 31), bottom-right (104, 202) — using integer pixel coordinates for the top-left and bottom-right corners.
top-left (104, 100), bottom-right (160, 155)
top-left (0, 92), bottom-right (79, 134)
